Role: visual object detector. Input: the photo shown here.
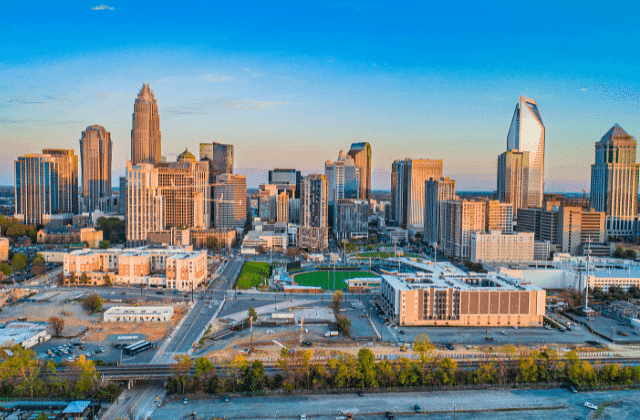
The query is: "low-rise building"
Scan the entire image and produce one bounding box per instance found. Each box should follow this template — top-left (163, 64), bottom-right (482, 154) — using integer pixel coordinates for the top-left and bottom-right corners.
top-left (241, 230), bottom-right (288, 254)
top-left (470, 231), bottom-right (535, 264)
top-left (103, 306), bottom-right (174, 322)
top-left (347, 277), bottom-right (380, 293)
top-left (0, 322), bottom-right (50, 348)
top-left (0, 237), bottom-right (8, 262)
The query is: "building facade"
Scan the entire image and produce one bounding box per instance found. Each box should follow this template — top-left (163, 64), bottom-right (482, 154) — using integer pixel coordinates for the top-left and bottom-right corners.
top-left (126, 162), bottom-right (165, 244)
top-left (199, 142), bottom-right (234, 179)
top-left (79, 125), bottom-right (112, 213)
top-left (440, 199), bottom-right (486, 261)
top-left (497, 150), bottom-right (529, 216)
top-left (590, 124), bottom-right (639, 239)
top-left (485, 200), bottom-right (513, 234)
top-left (347, 142), bottom-right (372, 201)
top-left (277, 191), bottom-right (289, 223)
top-left (213, 173), bottom-right (247, 231)
top-left (325, 150), bottom-right (360, 203)
top-left (391, 158), bottom-right (443, 228)
top-left (334, 199), bottom-right (370, 241)
top-left (268, 168), bottom-right (301, 198)
top-left (470, 231), bottom-right (535, 263)
top-left (299, 174), bottom-right (328, 250)
top-left (507, 96), bottom-right (545, 208)
top-left (424, 177), bottom-right (456, 246)
top-left (131, 84), bottom-right (161, 165)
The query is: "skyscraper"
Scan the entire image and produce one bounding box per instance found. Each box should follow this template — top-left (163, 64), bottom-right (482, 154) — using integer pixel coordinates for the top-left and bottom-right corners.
top-left (15, 154), bottom-right (58, 226)
top-left (497, 150), bottom-right (529, 217)
top-left (213, 174), bottom-right (247, 231)
top-left (200, 142), bottom-right (234, 179)
top-left (590, 124), bottom-right (639, 238)
top-left (347, 142), bottom-right (372, 201)
top-left (507, 96), bottom-right (545, 208)
top-left (126, 161), bottom-right (165, 244)
top-left (299, 174), bottom-right (328, 250)
top-left (424, 177), bottom-right (456, 246)
top-left (325, 150), bottom-right (360, 203)
top-left (268, 168), bottom-right (301, 198)
top-left (42, 149), bottom-right (79, 216)
top-left (131, 84), bottom-right (161, 165)
top-left (79, 125), bottom-right (112, 213)
top-left (391, 158), bottom-right (443, 228)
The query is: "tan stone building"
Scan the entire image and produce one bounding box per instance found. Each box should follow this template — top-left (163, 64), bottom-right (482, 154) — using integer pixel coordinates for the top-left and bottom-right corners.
top-left (470, 231), bottom-right (535, 264)
top-left (0, 237), bottom-right (9, 262)
top-left (380, 264), bottom-right (545, 327)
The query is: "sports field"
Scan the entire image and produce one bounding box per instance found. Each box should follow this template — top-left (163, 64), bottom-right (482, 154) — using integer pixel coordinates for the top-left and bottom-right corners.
top-left (293, 270), bottom-right (378, 290)
top-left (235, 261), bottom-right (270, 289)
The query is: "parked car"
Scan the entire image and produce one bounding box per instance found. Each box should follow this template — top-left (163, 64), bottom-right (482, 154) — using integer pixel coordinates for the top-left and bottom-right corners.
top-left (584, 402), bottom-right (598, 410)
top-left (183, 398), bottom-right (189, 405)
top-left (224, 395), bottom-right (230, 402)
top-left (300, 415), bottom-right (306, 420)
top-left (414, 404), bottom-right (421, 413)
top-left (618, 331), bottom-right (629, 337)
top-left (385, 411), bottom-right (395, 420)
top-left (485, 337), bottom-right (494, 342)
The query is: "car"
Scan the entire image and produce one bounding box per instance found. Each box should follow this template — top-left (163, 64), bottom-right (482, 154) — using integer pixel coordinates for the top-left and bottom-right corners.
top-left (300, 415), bottom-right (306, 420)
top-left (358, 390), bottom-right (363, 397)
top-left (545, 325), bottom-right (552, 330)
top-left (85, 352), bottom-right (92, 357)
top-left (399, 330), bottom-right (405, 334)
top-left (385, 412), bottom-right (395, 420)
top-left (65, 356), bottom-right (74, 362)
top-left (224, 395), bottom-right (230, 402)
top-left (346, 414), bottom-right (353, 420)
top-left (584, 402), bottom-right (597, 410)
top-left (445, 343), bottom-right (454, 351)
top-left (618, 331), bottom-right (629, 337)
top-left (98, 347), bottom-right (105, 353)
top-left (501, 330), bottom-right (507, 335)
top-left (485, 337), bottom-right (494, 342)
top-left (513, 325), bottom-right (518, 330)
top-left (156, 291), bottom-right (164, 295)
top-left (414, 404), bottom-right (421, 413)
top-left (183, 398), bottom-right (189, 405)
top-left (397, 337), bottom-right (403, 341)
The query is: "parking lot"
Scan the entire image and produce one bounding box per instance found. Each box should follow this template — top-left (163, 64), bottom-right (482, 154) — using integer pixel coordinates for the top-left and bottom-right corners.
top-left (567, 313), bottom-right (640, 343)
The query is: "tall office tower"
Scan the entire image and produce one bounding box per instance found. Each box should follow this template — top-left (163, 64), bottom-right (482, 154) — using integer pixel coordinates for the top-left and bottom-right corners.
top-left (131, 84), bottom-right (161, 165)
top-left (299, 174), bottom-right (329, 250)
top-left (268, 168), bottom-right (301, 198)
top-left (424, 177), bottom-right (456, 246)
top-left (258, 184), bottom-right (278, 221)
top-left (507, 96), bottom-right (545, 208)
top-left (277, 191), bottom-right (289, 223)
top-left (590, 124), bottom-right (639, 239)
top-left (485, 200), bottom-right (514, 234)
top-left (497, 150), bottom-right (529, 217)
top-left (126, 161), bottom-right (165, 244)
top-left (199, 142), bottom-right (234, 179)
top-left (334, 199), bottom-right (369, 242)
top-left (213, 174), bottom-right (247, 231)
top-left (288, 198), bottom-right (301, 224)
top-left (118, 176), bottom-right (127, 215)
top-left (325, 151), bottom-right (360, 203)
top-left (440, 199), bottom-right (486, 261)
top-left (157, 150), bottom-right (210, 229)
top-left (391, 158), bottom-right (443, 228)
top-left (347, 142), bottom-right (372, 201)
top-left (556, 206), bottom-right (606, 255)
top-left (41, 149), bottom-right (79, 216)
top-left (79, 125), bottom-right (112, 213)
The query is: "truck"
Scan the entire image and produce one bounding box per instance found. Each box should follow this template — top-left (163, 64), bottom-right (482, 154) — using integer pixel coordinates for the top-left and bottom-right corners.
top-left (325, 330), bottom-right (339, 337)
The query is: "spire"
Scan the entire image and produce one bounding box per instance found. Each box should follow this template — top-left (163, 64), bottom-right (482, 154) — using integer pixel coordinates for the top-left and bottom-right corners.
top-left (599, 123), bottom-right (634, 143)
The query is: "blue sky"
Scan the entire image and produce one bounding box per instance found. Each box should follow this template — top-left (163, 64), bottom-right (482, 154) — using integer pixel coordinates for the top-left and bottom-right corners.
top-left (1, 1), bottom-right (639, 191)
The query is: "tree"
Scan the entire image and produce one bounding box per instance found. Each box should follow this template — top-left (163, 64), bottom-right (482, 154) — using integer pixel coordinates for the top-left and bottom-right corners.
top-left (11, 252), bottom-right (27, 271)
top-left (332, 290), bottom-right (344, 312)
top-left (0, 263), bottom-right (14, 276)
top-left (413, 333), bottom-right (435, 369)
top-left (103, 273), bottom-right (112, 286)
top-left (356, 348), bottom-right (377, 388)
top-left (83, 294), bottom-right (103, 313)
top-left (194, 357), bottom-right (214, 377)
top-left (68, 272), bottom-right (76, 284)
top-left (49, 316), bottom-right (64, 337)
top-left (35, 412), bottom-right (49, 420)
top-left (248, 307), bottom-right (258, 352)
top-left (80, 272), bottom-right (89, 284)
top-left (30, 260), bottom-right (46, 277)
top-left (99, 240), bottom-right (110, 249)
top-left (337, 315), bottom-right (351, 337)
top-left (172, 355), bottom-right (194, 394)
top-left (435, 357), bottom-right (458, 386)
top-left (72, 355), bottom-right (98, 395)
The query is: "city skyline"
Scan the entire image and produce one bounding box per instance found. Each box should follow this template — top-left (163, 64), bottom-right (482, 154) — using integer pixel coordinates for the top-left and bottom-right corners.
top-left (2, 2), bottom-right (640, 191)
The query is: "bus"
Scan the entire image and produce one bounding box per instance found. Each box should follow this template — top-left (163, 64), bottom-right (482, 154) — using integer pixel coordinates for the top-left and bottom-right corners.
top-left (123, 340), bottom-right (152, 355)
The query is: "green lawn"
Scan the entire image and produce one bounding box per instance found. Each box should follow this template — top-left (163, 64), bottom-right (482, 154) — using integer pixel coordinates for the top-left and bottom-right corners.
top-left (293, 270), bottom-right (378, 290)
top-left (235, 261), bottom-right (270, 289)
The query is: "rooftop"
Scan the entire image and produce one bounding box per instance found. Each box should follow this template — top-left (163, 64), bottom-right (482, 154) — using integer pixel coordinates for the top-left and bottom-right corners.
top-left (69, 245), bottom-right (203, 260)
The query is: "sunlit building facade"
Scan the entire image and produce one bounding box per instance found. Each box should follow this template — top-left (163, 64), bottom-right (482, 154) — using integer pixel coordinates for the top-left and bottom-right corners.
top-left (79, 125), bottom-right (112, 213)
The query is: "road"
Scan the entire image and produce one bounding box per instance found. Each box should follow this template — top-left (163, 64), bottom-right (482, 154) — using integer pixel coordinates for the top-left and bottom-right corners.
top-left (101, 381), bottom-right (165, 420)
top-left (151, 388), bottom-right (640, 419)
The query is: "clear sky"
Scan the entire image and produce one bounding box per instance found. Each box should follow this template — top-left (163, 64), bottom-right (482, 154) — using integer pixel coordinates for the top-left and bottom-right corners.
top-left (1, 1), bottom-right (639, 191)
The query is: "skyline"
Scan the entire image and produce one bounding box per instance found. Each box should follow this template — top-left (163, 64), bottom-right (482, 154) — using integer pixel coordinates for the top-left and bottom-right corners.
top-left (2, 1), bottom-right (640, 191)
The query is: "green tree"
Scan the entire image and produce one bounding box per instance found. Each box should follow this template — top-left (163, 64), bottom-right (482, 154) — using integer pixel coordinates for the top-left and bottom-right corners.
top-left (356, 348), bottom-right (377, 388)
top-left (72, 355), bottom-right (98, 395)
top-left (35, 412), bottom-right (49, 420)
top-left (103, 273), bottom-right (112, 286)
top-left (195, 357), bottom-right (214, 377)
top-left (99, 240), bottom-right (110, 249)
top-left (11, 252), bottom-right (27, 271)
top-left (80, 272), bottom-right (89, 284)
top-left (32, 253), bottom-right (45, 265)
top-left (337, 315), bottom-right (351, 337)
top-left (83, 294), bottom-right (103, 313)
top-left (172, 355), bottom-right (194, 394)
top-left (68, 272), bottom-right (76, 284)
top-left (248, 306), bottom-right (258, 321)
top-left (435, 357), bottom-right (458, 386)
top-left (0, 262), bottom-right (14, 276)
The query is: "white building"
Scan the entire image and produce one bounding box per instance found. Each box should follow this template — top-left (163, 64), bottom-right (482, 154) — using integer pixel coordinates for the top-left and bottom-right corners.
top-left (241, 230), bottom-right (288, 254)
top-left (470, 231), bottom-right (535, 264)
top-left (103, 306), bottom-right (174, 322)
top-left (0, 322), bottom-right (50, 348)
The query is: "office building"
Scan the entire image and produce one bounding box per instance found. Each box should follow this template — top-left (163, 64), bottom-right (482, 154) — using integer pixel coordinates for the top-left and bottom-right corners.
top-left (258, 184), bottom-right (278, 222)
top-left (379, 268), bottom-right (545, 327)
top-left (334, 199), bottom-right (369, 241)
top-left (391, 158), bottom-right (443, 228)
top-left (269, 168), bottom-right (301, 198)
top-left (277, 191), bottom-right (289, 223)
top-left (497, 150), bottom-right (529, 216)
top-left (119, 176), bottom-right (127, 215)
top-left (299, 174), bottom-right (328, 250)
top-left (424, 177), bottom-right (456, 246)
top-left (42, 149), bottom-right (79, 217)
top-left (213, 174), bottom-right (247, 231)
top-left (79, 125), bottom-right (112, 213)
top-left (131, 84), bottom-right (161, 165)
top-left (590, 124), bottom-right (639, 239)
top-left (126, 162), bottom-right (165, 244)
top-left (347, 142), bottom-right (372, 201)
top-left (440, 199), bottom-right (486, 261)
top-left (199, 142), bottom-right (234, 179)
top-left (470, 231), bottom-right (535, 263)
top-left (325, 150), bottom-right (360, 203)
top-left (485, 200), bottom-right (513, 234)
top-left (507, 96), bottom-right (545, 208)
top-left (289, 198), bottom-right (301, 224)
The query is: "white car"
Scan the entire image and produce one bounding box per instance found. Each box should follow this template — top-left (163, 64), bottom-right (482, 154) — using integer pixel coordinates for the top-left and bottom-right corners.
top-left (584, 402), bottom-right (598, 410)
top-left (300, 415), bottom-right (306, 420)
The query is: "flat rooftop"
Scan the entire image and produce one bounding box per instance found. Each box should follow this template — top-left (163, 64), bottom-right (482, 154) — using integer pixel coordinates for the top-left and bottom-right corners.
top-left (70, 245), bottom-right (204, 259)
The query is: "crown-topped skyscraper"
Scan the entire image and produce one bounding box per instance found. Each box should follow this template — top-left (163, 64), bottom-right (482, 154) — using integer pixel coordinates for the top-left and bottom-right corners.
top-left (131, 84), bottom-right (161, 165)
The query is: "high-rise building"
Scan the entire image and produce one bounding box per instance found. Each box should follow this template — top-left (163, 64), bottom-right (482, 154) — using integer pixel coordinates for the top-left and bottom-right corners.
top-left (485, 200), bottom-right (513, 234)
top-left (199, 142), bottom-right (234, 179)
top-left (391, 158), bottom-right (443, 228)
top-left (497, 150), bottom-right (529, 216)
top-left (347, 142), bottom-right (372, 201)
top-left (131, 84), bottom-right (161, 165)
top-left (299, 174), bottom-right (328, 250)
top-left (288, 198), bottom-right (301, 224)
top-left (79, 125), bottom-right (112, 213)
top-left (277, 192), bottom-right (289, 223)
top-left (157, 149), bottom-right (210, 229)
top-left (440, 199), bottom-right (486, 261)
top-left (119, 176), bottom-right (127, 215)
top-left (268, 168), bottom-right (301, 198)
top-left (41, 149), bottom-right (79, 217)
top-left (325, 150), bottom-right (360, 203)
top-left (213, 174), bottom-right (247, 231)
top-left (258, 184), bottom-right (278, 222)
top-left (15, 154), bottom-right (56, 226)
top-left (126, 161), bottom-right (165, 244)
top-left (507, 96), bottom-right (545, 208)
top-left (590, 124), bottom-right (639, 239)
top-left (334, 199), bottom-right (369, 242)
top-left (424, 177), bottom-right (456, 246)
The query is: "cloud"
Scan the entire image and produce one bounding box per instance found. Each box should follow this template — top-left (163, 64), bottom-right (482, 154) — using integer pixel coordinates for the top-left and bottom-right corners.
top-left (326, 2), bottom-right (381, 11)
top-left (92, 4), bottom-right (115, 10)
top-left (0, 117), bottom-right (80, 126)
top-left (7, 97), bottom-right (47, 105)
top-left (580, 87), bottom-right (587, 92)
top-left (166, 98), bottom-right (285, 115)
top-left (203, 73), bottom-right (236, 82)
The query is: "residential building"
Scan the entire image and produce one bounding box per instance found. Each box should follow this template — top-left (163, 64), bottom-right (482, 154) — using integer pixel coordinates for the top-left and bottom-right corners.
top-left (347, 142), bottom-right (372, 201)
top-left (147, 228), bottom-right (191, 247)
top-left (42, 149), bottom-right (79, 217)
top-left (189, 228), bottom-right (237, 249)
top-left (497, 150), bottom-right (529, 216)
top-left (241, 230), bottom-right (288, 254)
top-left (131, 83), bottom-right (161, 165)
top-left (299, 174), bottom-right (328, 250)
top-left (391, 158), bottom-right (443, 228)
top-left (258, 184), bottom-right (278, 222)
top-left (325, 150), bottom-right (360, 203)
top-left (590, 124), bottom-right (639, 239)
top-left (424, 177), bottom-right (456, 246)
top-left (0, 237), bottom-right (8, 262)
top-left (119, 176), bottom-right (127, 215)
top-left (126, 161), bottom-right (165, 245)
top-left (79, 125), bottom-right (112, 213)
top-left (470, 231), bottom-right (535, 263)
top-left (485, 200), bottom-right (513, 234)
top-left (268, 168), bottom-right (301, 198)
top-left (507, 96), bottom-right (545, 208)
top-left (213, 173), bottom-right (247, 231)
top-left (334, 199), bottom-right (369, 241)
top-left (440, 199), bottom-right (486, 261)
top-left (277, 191), bottom-right (289, 223)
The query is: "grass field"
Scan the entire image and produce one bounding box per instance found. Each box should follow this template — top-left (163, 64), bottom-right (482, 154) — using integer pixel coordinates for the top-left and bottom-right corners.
top-left (293, 270), bottom-right (378, 290)
top-left (235, 261), bottom-right (270, 289)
